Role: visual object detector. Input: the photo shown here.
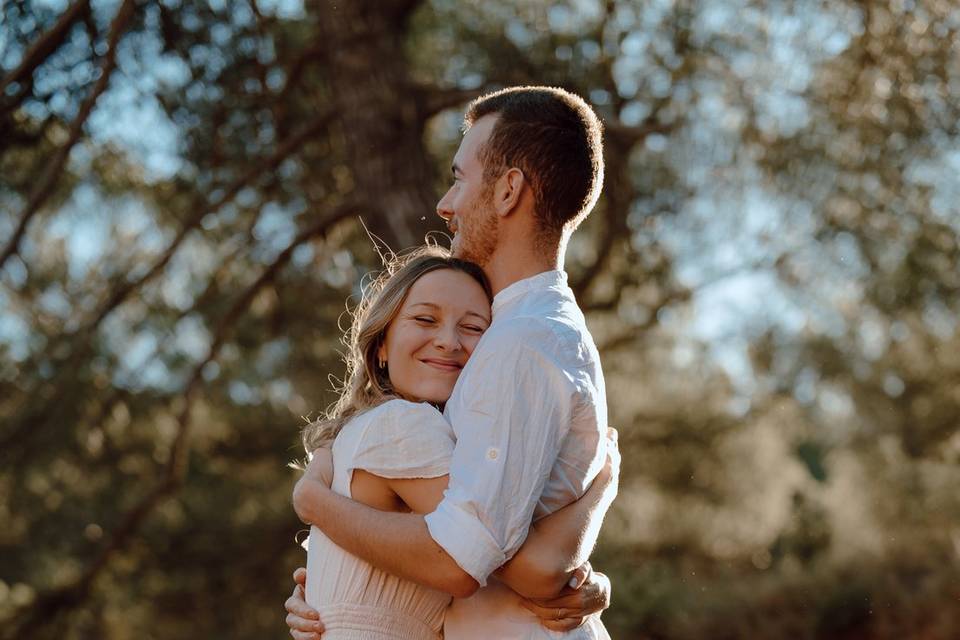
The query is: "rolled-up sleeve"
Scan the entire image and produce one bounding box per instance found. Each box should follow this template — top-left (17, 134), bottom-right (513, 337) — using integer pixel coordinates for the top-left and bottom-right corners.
top-left (424, 339), bottom-right (574, 586)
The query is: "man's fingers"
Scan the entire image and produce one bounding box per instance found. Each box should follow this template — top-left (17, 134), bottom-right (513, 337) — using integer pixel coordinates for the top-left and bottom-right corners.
top-left (518, 597), bottom-right (558, 620)
top-left (540, 616), bottom-right (587, 632)
top-left (593, 571), bottom-right (612, 611)
top-left (607, 427), bottom-right (618, 442)
top-left (284, 584), bottom-right (320, 620)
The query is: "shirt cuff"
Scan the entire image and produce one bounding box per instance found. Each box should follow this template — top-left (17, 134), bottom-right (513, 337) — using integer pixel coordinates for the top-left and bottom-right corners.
top-left (425, 499), bottom-right (506, 587)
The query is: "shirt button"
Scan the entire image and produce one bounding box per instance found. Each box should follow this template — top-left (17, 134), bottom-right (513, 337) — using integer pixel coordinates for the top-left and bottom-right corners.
top-left (486, 447), bottom-right (499, 461)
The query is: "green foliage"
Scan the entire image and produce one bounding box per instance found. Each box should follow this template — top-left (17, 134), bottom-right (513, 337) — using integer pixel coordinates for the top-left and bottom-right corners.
top-left (1, 0), bottom-right (959, 638)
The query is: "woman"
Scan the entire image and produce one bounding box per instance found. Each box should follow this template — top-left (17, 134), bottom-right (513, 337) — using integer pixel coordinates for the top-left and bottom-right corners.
top-left (293, 245), bottom-right (615, 639)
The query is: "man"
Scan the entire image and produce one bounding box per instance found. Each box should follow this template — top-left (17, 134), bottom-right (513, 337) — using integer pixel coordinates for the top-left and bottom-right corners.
top-left (287, 86), bottom-right (615, 638)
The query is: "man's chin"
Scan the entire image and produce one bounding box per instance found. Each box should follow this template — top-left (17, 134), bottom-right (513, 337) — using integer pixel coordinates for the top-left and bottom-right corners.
top-left (450, 235), bottom-right (464, 259)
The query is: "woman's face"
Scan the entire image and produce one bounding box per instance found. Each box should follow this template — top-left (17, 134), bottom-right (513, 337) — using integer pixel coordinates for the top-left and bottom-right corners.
top-left (377, 268), bottom-right (491, 404)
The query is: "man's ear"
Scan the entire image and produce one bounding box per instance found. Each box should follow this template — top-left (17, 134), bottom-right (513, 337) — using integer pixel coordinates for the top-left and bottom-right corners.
top-left (493, 168), bottom-right (526, 217)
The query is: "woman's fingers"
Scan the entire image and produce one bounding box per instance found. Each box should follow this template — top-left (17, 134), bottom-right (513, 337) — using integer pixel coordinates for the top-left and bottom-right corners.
top-left (293, 566), bottom-right (307, 587)
top-left (567, 560), bottom-right (592, 591)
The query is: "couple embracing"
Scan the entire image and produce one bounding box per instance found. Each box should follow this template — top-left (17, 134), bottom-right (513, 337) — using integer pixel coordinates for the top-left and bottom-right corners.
top-left (286, 86), bottom-right (620, 639)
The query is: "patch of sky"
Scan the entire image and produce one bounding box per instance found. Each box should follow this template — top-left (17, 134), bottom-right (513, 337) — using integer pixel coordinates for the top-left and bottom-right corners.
top-left (647, 68), bottom-right (673, 99)
top-left (882, 373), bottom-right (905, 398)
top-left (210, 23), bottom-right (233, 47)
top-left (922, 300), bottom-right (957, 341)
top-left (817, 384), bottom-right (855, 420)
top-left (1, 255), bottom-right (28, 288)
top-left (173, 314), bottom-right (211, 362)
top-left (256, 338), bottom-right (291, 377)
top-left (266, 67), bottom-right (286, 92)
top-left (160, 234), bottom-right (216, 311)
top-left (267, 378), bottom-right (293, 407)
top-left (856, 314), bottom-right (889, 360)
top-left (256, 0), bottom-right (305, 20)
top-left (578, 39), bottom-right (602, 62)
top-left (0, 301), bottom-right (31, 362)
top-left (547, 5), bottom-right (575, 34)
top-left (831, 231), bottom-right (869, 278)
top-left (85, 31), bottom-right (185, 181)
top-left (291, 243), bottom-right (314, 269)
top-left (229, 379), bottom-right (262, 405)
top-left (322, 249), bottom-right (356, 289)
top-left (612, 56), bottom-right (645, 98)
top-left (252, 201), bottom-right (299, 262)
top-left (505, 20), bottom-right (534, 47)
top-left (619, 100), bottom-right (651, 127)
top-left (570, 0), bottom-right (603, 24)
top-left (46, 184), bottom-right (109, 281)
top-left (38, 285), bottom-right (72, 319)
top-left (756, 90), bottom-right (810, 138)
top-left (905, 148), bottom-right (960, 228)
top-left (116, 329), bottom-right (159, 377)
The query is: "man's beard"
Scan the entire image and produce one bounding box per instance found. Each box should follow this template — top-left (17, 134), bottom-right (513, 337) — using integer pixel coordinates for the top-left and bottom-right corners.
top-left (454, 188), bottom-right (498, 267)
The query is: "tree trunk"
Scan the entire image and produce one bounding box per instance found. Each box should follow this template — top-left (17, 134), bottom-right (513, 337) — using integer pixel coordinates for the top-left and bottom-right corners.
top-left (314, 0), bottom-right (442, 252)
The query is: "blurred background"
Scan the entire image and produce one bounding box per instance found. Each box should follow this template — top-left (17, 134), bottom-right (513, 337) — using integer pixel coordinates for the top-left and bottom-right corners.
top-left (2, 0), bottom-right (959, 638)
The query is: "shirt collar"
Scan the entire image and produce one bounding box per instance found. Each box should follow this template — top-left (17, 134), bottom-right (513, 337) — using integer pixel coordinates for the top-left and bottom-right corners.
top-left (491, 270), bottom-right (568, 315)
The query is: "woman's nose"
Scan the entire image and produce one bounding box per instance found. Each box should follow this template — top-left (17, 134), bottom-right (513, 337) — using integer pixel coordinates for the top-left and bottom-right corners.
top-left (434, 324), bottom-right (461, 350)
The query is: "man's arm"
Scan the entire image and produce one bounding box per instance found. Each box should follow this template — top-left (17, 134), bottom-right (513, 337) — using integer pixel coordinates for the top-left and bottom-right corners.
top-left (293, 476), bottom-right (479, 598)
top-left (496, 428), bottom-right (620, 599)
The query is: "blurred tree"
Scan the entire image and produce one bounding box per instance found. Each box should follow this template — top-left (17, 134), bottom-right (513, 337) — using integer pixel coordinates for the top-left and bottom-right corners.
top-left (1, 0), bottom-right (958, 638)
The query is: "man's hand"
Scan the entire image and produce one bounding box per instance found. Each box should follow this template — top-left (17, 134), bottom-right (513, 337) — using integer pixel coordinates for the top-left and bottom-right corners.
top-left (292, 447), bottom-right (334, 525)
top-left (305, 446), bottom-right (334, 487)
top-left (519, 561), bottom-right (611, 631)
top-left (284, 567), bottom-right (325, 640)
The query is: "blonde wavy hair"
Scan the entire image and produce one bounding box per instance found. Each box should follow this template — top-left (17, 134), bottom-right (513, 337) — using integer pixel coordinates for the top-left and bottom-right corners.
top-left (301, 245), bottom-right (492, 452)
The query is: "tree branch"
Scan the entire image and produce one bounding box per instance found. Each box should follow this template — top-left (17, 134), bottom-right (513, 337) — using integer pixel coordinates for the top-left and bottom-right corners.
top-left (3, 202), bottom-right (361, 638)
top-left (0, 0), bottom-right (92, 98)
top-left (412, 82), bottom-right (486, 119)
top-left (84, 106), bottom-right (337, 332)
top-left (0, 0), bottom-right (135, 272)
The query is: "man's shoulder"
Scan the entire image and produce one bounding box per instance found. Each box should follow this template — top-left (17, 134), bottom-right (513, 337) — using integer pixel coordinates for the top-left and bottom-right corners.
top-left (477, 312), bottom-right (599, 373)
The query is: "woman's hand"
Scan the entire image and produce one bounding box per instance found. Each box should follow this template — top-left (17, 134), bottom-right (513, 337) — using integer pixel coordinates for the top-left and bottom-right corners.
top-left (518, 561), bottom-right (611, 631)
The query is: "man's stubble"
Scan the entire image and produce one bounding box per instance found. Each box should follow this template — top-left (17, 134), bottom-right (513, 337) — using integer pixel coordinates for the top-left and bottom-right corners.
top-left (454, 183), bottom-right (499, 269)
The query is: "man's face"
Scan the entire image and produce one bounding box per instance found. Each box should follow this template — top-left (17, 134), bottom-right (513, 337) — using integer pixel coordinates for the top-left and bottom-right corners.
top-left (436, 115), bottom-right (500, 266)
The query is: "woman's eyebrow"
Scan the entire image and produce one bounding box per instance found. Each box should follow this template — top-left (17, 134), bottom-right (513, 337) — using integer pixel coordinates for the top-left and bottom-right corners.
top-left (464, 311), bottom-right (491, 322)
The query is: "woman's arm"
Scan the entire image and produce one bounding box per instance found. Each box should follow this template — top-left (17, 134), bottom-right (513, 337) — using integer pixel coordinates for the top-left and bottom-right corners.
top-left (494, 428), bottom-right (620, 600)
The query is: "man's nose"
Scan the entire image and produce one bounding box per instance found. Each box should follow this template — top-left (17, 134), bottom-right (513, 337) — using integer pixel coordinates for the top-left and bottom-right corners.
top-left (436, 190), bottom-right (453, 221)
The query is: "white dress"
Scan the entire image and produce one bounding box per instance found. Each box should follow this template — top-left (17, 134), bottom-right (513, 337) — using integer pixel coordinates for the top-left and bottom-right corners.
top-left (304, 399), bottom-right (455, 639)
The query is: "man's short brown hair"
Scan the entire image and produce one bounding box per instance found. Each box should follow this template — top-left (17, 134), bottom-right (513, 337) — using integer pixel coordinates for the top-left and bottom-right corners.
top-left (464, 86), bottom-right (604, 240)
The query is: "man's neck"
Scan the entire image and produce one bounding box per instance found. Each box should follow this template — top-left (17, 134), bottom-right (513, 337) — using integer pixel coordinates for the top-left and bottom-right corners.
top-left (484, 242), bottom-right (565, 297)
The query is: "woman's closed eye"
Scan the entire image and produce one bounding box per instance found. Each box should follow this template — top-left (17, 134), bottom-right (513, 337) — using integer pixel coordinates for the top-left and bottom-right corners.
top-left (413, 316), bottom-right (436, 324)
top-left (461, 324), bottom-right (485, 334)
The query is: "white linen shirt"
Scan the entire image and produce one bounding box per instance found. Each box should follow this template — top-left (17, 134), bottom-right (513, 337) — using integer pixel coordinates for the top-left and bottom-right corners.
top-left (424, 270), bottom-right (608, 639)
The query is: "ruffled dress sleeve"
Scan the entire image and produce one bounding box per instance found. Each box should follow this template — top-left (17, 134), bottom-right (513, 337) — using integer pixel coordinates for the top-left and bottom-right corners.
top-left (346, 399), bottom-right (454, 479)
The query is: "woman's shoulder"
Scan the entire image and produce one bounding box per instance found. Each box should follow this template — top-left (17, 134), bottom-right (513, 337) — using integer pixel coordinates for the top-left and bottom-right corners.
top-left (339, 399), bottom-right (453, 479)
top-left (338, 398), bottom-right (446, 439)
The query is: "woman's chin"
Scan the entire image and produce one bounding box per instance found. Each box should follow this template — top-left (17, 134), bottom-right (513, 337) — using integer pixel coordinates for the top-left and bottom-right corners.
top-left (397, 384), bottom-right (454, 406)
